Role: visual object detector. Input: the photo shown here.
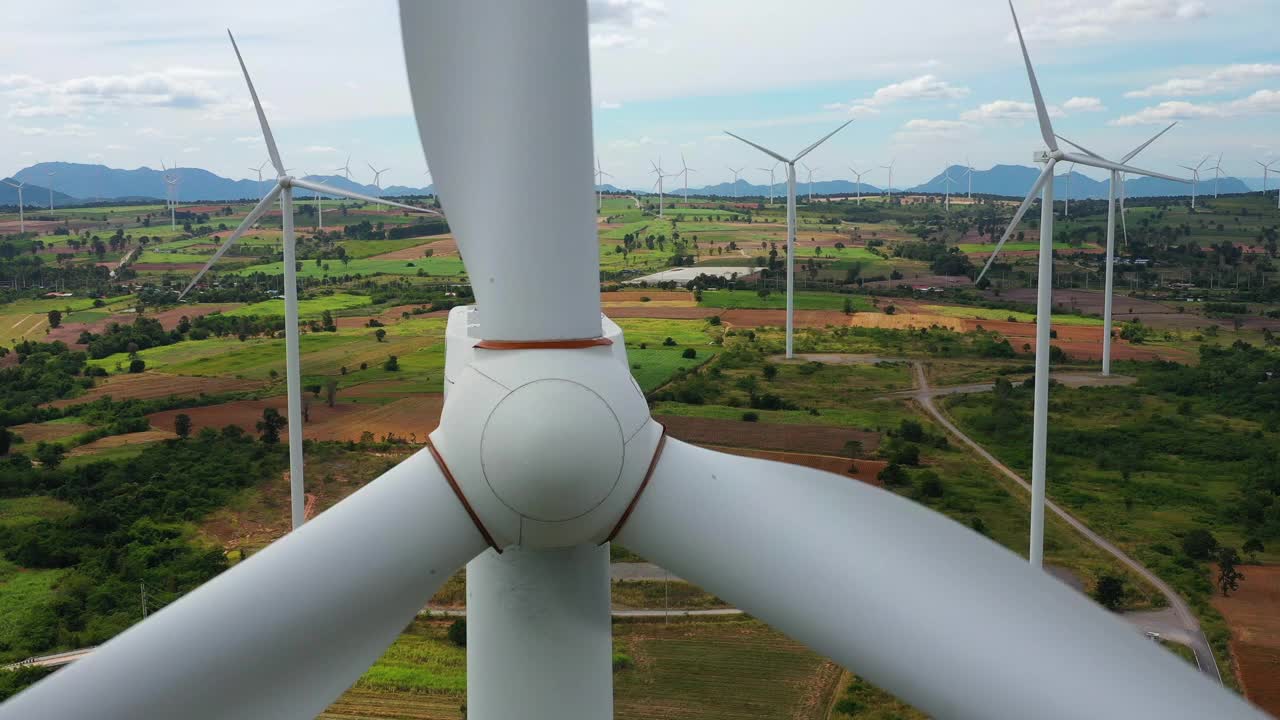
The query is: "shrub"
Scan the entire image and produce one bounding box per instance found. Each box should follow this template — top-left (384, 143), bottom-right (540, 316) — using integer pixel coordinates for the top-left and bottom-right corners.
top-left (662, 336), bottom-right (677, 346)
top-left (128, 359), bottom-right (146, 373)
top-left (681, 348), bottom-right (697, 359)
top-left (918, 471), bottom-right (944, 498)
top-left (384, 355), bottom-right (400, 372)
top-left (878, 463), bottom-right (908, 487)
top-left (447, 618), bottom-right (467, 647)
top-left (612, 652), bottom-right (634, 672)
top-left (741, 411), bottom-right (759, 422)
top-left (1181, 528), bottom-right (1218, 560)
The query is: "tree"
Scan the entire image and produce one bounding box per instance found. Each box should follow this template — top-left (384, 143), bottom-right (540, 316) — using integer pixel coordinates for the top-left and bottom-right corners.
top-left (681, 348), bottom-right (697, 359)
top-left (1181, 528), bottom-right (1218, 560)
top-left (1093, 574), bottom-right (1125, 610)
top-left (917, 470), bottom-right (944, 498)
top-left (174, 414), bottom-right (192, 439)
top-left (34, 442), bottom-right (65, 469)
top-left (46, 310), bottom-right (62, 329)
top-left (325, 380), bottom-right (338, 408)
top-left (842, 297), bottom-right (854, 315)
top-left (128, 358), bottom-right (146, 374)
top-left (375, 328), bottom-right (387, 343)
top-left (877, 463), bottom-right (908, 487)
top-left (384, 355), bottom-right (400, 371)
top-left (447, 618), bottom-right (467, 647)
top-left (0, 427), bottom-right (9, 456)
top-left (256, 408), bottom-right (286, 444)
top-left (1242, 538), bottom-right (1264, 562)
top-left (762, 364), bottom-right (778, 381)
top-left (1217, 547), bottom-right (1244, 597)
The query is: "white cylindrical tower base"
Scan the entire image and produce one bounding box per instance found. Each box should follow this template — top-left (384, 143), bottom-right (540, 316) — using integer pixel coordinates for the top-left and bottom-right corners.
top-left (466, 544), bottom-right (612, 720)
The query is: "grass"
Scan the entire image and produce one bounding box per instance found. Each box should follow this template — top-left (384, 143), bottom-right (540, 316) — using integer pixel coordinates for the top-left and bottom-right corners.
top-left (956, 241), bottom-right (1075, 253)
top-left (0, 497), bottom-right (76, 528)
top-left (920, 304), bottom-right (1104, 326)
top-left (338, 237), bottom-right (445, 259)
top-left (0, 561), bottom-right (67, 662)
top-left (698, 289), bottom-right (872, 311)
top-left (627, 347), bottom-right (718, 392)
top-left (349, 620), bottom-right (466, 694)
top-left (223, 293), bottom-right (373, 318)
top-left (226, 256), bottom-right (466, 279)
top-left (611, 579), bottom-right (726, 609)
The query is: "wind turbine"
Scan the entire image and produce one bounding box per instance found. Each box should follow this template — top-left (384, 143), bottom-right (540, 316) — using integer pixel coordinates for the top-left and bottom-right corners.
top-left (1208, 153), bottom-right (1225, 198)
top-left (46, 170), bottom-right (56, 210)
top-left (727, 119), bottom-right (852, 358)
top-left (679, 154), bottom-right (695, 202)
top-left (800, 163), bottom-right (819, 203)
top-left (880, 159), bottom-right (895, 201)
top-left (964, 156), bottom-right (974, 198)
top-left (1055, 122), bottom-right (1178, 377)
top-left (1062, 162), bottom-right (1075, 217)
top-left (758, 162), bottom-right (781, 206)
top-left (594, 156), bottom-right (612, 211)
top-left (161, 162), bottom-right (178, 230)
top-left (171, 30), bottom-right (437, 534)
top-left (727, 166), bottom-right (744, 200)
top-left (368, 162), bottom-right (390, 210)
top-left (300, 171), bottom-right (325, 228)
top-left (847, 166), bottom-right (870, 204)
top-left (975, 1), bottom-right (1185, 570)
top-left (334, 155), bottom-right (353, 181)
top-left (941, 164), bottom-right (956, 212)
top-left (250, 161), bottom-right (269, 193)
top-left (1180, 156), bottom-right (1208, 209)
top-left (649, 158), bottom-right (673, 217)
top-left (1259, 158), bottom-right (1280, 209)
top-left (2, 180), bottom-right (25, 233)
top-left (1, 5), bottom-right (1264, 720)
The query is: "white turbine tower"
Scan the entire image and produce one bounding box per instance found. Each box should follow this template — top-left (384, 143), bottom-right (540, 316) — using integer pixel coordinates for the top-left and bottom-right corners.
top-left (46, 170), bottom-right (56, 210)
top-left (881, 159), bottom-right (895, 201)
top-left (1062, 162), bottom-right (1075, 217)
top-left (941, 164), bottom-right (956, 212)
top-left (649, 158), bottom-right (673, 217)
top-left (758, 163), bottom-right (779, 206)
top-left (1180, 155), bottom-right (1208, 209)
top-left (2, 180), bottom-right (25, 233)
top-left (727, 119), bottom-right (852, 358)
top-left (161, 162), bottom-right (179, 230)
top-left (975, 1), bottom-right (1185, 570)
top-left (334, 155), bottom-right (353, 181)
top-left (727, 166), bottom-right (744, 199)
top-left (848, 166), bottom-right (871, 204)
top-left (1259, 158), bottom-right (1280, 209)
top-left (368, 163), bottom-right (390, 210)
top-left (1, 5), bottom-right (1264, 720)
top-left (679, 153), bottom-right (695, 202)
top-left (172, 30), bottom-right (436, 533)
top-left (250, 161), bottom-right (269, 194)
top-left (964, 156), bottom-right (974, 198)
top-left (1208, 153), bottom-right (1225, 198)
top-left (593, 156), bottom-right (612, 212)
top-left (1055, 122), bottom-right (1178, 377)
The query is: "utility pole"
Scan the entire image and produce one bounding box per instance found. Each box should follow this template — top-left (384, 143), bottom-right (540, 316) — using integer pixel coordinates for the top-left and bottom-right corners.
top-left (141, 582), bottom-right (148, 619)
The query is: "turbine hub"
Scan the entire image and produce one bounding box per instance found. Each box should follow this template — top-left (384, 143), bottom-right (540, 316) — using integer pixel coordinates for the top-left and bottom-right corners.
top-left (427, 307), bottom-right (661, 549)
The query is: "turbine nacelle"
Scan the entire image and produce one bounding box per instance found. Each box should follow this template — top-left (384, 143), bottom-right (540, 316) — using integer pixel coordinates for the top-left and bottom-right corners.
top-left (432, 308), bottom-right (660, 548)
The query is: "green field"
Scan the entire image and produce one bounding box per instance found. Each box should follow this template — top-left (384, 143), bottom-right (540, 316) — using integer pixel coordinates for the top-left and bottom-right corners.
top-left (698, 289), bottom-right (872, 311)
top-left (956, 241), bottom-right (1074, 253)
top-left (223, 293), bottom-right (373, 318)
top-left (227, 256), bottom-right (466, 278)
top-left (920, 304), bottom-right (1104, 326)
top-left (0, 497), bottom-right (76, 528)
top-left (0, 561), bottom-right (67, 662)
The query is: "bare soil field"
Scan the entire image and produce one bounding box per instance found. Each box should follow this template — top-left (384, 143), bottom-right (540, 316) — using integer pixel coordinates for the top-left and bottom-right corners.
top-left (128, 262), bottom-right (207, 273)
top-left (658, 415), bottom-right (880, 456)
top-left (720, 309), bottom-right (851, 329)
top-left (1213, 564), bottom-right (1280, 717)
top-left (147, 394), bottom-right (445, 443)
top-left (45, 303), bottom-right (243, 345)
top-left (601, 290), bottom-right (691, 303)
top-left (11, 420), bottom-right (92, 444)
top-left (68, 430), bottom-right (177, 456)
top-left (332, 305), bottom-right (448, 329)
top-left (710, 446), bottom-right (886, 486)
top-left (368, 235), bottom-right (457, 260)
top-left (46, 372), bottom-right (262, 409)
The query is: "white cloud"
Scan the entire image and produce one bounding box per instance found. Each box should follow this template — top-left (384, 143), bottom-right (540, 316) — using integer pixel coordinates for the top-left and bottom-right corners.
top-left (1019, 0), bottom-right (1207, 44)
top-left (960, 99), bottom-right (1064, 122)
top-left (304, 145), bottom-right (338, 153)
top-left (2, 67), bottom-right (230, 120)
top-left (1126, 63), bottom-right (1280, 98)
top-left (181, 146), bottom-right (201, 153)
top-left (11, 124), bottom-right (95, 137)
top-left (827, 74), bottom-right (970, 116)
top-left (1063, 96), bottom-right (1105, 112)
top-left (105, 143), bottom-right (131, 151)
top-left (599, 100), bottom-right (622, 110)
top-left (88, 152), bottom-right (103, 160)
top-left (588, 0), bottom-right (666, 49)
top-left (1113, 89), bottom-right (1280, 126)
top-left (233, 136), bottom-right (260, 144)
top-left (894, 118), bottom-right (974, 141)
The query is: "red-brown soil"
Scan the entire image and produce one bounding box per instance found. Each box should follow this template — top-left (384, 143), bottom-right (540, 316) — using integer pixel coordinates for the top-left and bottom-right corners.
top-left (658, 415), bottom-right (880, 456)
top-left (11, 420), bottom-right (92, 444)
top-left (44, 303), bottom-right (243, 346)
top-left (67, 430), bottom-right (177, 456)
top-left (1212, 564), bottom-right (1280, 717)
top-left (368, 236), bottom-right (457, 260)
top-left (147, 394), bottom-right (445, 443)
top-left (709, 446), bottom-right (886, 486)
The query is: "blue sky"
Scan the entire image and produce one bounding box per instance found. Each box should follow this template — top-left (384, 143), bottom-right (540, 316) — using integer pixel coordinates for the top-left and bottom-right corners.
top-left (1, 0), bottom-right (1277, 190)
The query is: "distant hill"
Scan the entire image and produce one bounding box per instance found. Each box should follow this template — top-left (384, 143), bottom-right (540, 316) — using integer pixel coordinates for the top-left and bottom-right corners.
top-left (8, 162), bottom-right (435, 203)
top-left (907, 163), bottom-right (1250, 200)
top-left (0, 177), bottom-right (77, 208)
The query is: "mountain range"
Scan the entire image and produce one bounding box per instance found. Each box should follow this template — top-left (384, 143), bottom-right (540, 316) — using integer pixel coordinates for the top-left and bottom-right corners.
top-left (1, 161), bottom-right (1266, 207)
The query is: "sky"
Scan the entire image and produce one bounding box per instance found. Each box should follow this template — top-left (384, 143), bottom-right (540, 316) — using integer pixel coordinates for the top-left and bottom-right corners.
top-left (1, 0), bottom-right (1278, 191)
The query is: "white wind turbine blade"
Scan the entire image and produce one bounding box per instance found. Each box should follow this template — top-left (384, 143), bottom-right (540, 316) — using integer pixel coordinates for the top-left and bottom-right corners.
top-left (976, 161), bottom-right (1055, 284)
top-left (1122, 122), bottom-right (1177, 163)
top-left (725, 131), bottom-right (789, 165)
top-left (1054, 134), bottom-right (1103, 160)
top-left (292, 178), bottom-right (438, 216)
top-left (401, 1), bottom-right (601, 342)
top-left (228, 31), bottom-right (284, 177)
top-left (1008, 1), bottom-right (1057, 152)
top-left (0, 449), bottom-right (488, 720)
top-left (616, 440), bottom-right (1267, 720)
top-left (793, 118), bottom-right (853, 162)
top-left (177, 184), bottom-right (282, 299)
top-left (1065, 153), bottom-right (1185, 184)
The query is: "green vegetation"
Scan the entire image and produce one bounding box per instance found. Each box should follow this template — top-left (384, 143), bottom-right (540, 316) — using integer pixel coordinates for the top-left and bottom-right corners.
top-left (698, 289), bottom-right (873, 311)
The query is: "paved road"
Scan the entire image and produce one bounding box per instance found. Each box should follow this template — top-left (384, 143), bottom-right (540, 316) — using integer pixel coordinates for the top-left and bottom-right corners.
top-left (908, 362), bottom-right (1223, 683)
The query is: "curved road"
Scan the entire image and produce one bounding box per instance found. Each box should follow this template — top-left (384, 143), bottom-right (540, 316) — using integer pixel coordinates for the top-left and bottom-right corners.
top-left (909, 362), bottom-right (1223, 683)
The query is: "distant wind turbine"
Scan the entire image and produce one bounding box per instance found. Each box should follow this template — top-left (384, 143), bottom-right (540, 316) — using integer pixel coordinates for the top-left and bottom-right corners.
top-left (965, 156), bottom-right (974, 198)
top-left (800, 163), bottom-right (818, 203)
top-left (1208, 153), bottom-right (1225, 198)
top-left (649, 158), bottom-right (675, 217)
top-left (727, 166), bottom-right (744, 199)
top-left (1062, 162), bottom-right (1075, 217)
top-left (594, 156), bottom-right (612, 211)
top-left (250, 161), bottom-right (269, 193)
top-left (2, 180), bottom-right (25, 233)
top-left (679, 154), bottom-right (696, 201)
top-left (759, 162), bottom-right (781, 206)
top-left (941, 164), bottom-right (957, 212)
top-left (334, 155), bottom-right (353, 180)
top-left (368, 163), bottom-right (390, 210)
top-left (881, 159), bottom-right (895, 201)
top-left (1179, 156), bottom-right (1209, 209)
top-left (46, 170), bottom-right (56, 210)
top-left (847, 166), bottom-right (871, 204)
top-left (1258, 158), bottom-right (1279, 209)
top-left (726, 118), bottom-right (853, 358)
